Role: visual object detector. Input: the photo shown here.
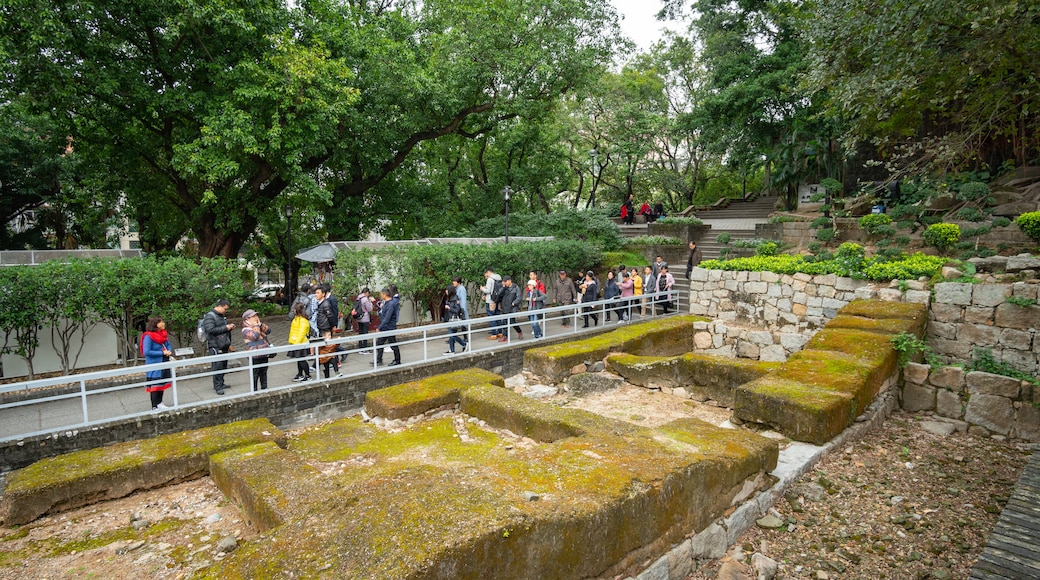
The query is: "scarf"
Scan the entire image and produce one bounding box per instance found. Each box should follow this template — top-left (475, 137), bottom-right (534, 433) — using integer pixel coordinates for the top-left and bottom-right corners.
top-left (140, 329), bottom-right (169, 355)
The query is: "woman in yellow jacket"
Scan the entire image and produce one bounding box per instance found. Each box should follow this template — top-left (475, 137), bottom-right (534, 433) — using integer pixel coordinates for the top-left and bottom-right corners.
top-left (630, 267), bottom-right (643, 319)
top-left (288, 302), bottom-right (313, 382)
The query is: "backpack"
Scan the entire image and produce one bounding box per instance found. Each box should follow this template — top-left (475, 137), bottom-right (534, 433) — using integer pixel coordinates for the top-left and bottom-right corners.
top-left (196, 318), bottom-right (206, 343)
top-left (490, 278), bottom-right (504, 303)
top-left (350, 296), bottom-right (364, 319)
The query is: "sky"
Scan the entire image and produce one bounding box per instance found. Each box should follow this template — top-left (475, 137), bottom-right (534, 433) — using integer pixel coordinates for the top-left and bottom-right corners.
top-left (610, 0), bottom-right (685, 54)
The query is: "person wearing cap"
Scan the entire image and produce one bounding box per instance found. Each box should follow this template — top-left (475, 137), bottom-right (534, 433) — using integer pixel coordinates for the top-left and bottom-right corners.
top-left (497, 276), bottom-right (523, 342)
top-left (241, 309), bottom-right (272, 391)
top-left (580, 270), bottom-right (599, 328)
top-left (525, 279), bottom-right (546, 339)
top-left (202, 299), bottom-right (235, 395)
top-left (553, 270), bottom-right (576, 327)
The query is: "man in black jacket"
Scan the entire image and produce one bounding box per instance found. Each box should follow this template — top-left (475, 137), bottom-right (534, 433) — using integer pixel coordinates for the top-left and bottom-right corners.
top-left (497, 276), bottom-right (524, 342)
top-left (314, 284), bottom-right (340, 376)
top-left (203, 299), bottom-right (235, 395)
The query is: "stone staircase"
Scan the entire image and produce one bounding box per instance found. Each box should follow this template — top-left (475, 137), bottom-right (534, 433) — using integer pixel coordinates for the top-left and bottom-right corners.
top-left (694, 194), bottom-right (777, 220)
top-left (696, 230), bottom-right (760, 261)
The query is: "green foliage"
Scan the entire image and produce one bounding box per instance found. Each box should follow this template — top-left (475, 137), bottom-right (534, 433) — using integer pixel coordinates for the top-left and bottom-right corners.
top-left (992, 217), bottom-right (1011, 228)
top-left (768, 215), bottom-right (798, 224)
top-left (810, 217), bottom-right (832, 229)
top-left (805, 0), bottom-right (1040, 170)
top-left (890, 332), bottom-right (942, 369)
top-left (624, 236), bottom-right (684, 246)
top-left (716, 232), bottom-right (732, 245)
top-left (654, 217), bottom-right (704, 225)
top-left (333, 241), bottom-right (601, 321)
top-left (1015, 212), bottom-right (1040, 242)
top-left (955, 182), bottom-right (991, 202)
top-left (922, 223), bottom-right (961, 253)
top-left (858, 214), bottom-right (893, 236)
top-left (756, 241), bottom-right (779, 257)
top-left (807, 241), bottom-right (823, 254)
top-left (1005, 295), bottom-right (1037, 308)
top-left (960, 225), bottom-right (993, 238)
top-left (967, 348), bottom-right (1039, 385)
top-left (954, 207), bottom-right (987, 222)
top-left (466, 208), bottom-right (624, 251)
top-left (815, 228), bottom-right (836, 242)
top-left (699, 252), bottom-right (946, 281)
top-left (600, 251), bottom-right (650, 271)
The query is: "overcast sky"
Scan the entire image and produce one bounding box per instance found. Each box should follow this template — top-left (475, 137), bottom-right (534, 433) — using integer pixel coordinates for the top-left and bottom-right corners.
top-left (610, 0), bottom-right (685, 54)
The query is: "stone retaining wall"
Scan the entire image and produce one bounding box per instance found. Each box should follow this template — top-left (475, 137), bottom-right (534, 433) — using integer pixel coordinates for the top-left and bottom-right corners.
top-left (928, 280), bottom-right (1040, 375)
top-left (900, 363), bottom-right (1040, 441)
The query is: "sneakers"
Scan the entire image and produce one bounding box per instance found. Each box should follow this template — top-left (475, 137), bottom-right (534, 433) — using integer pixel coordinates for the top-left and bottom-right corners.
top-left (388, 361), bottom-right (401, 367)
top-left (215, 388), bottom-right (225, 395)
top-left (151, 403), bottom-right (170, 412)
top-left (444, 351), bottom-right (455, 356)
top-left (498, 337), bottom-right (508, 342)
top-left (517, 332), bottom-right (524, 340)
top-left (292, 374), bottom-right (306, 382)
top-left (333, 373), bottom-right (343, 378)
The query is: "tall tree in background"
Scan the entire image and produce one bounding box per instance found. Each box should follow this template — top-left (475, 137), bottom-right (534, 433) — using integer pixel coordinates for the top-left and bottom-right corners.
top-left (1, 0), bottom-right (621, 256)
top-left (804, 0), bottom-right (1040, 172)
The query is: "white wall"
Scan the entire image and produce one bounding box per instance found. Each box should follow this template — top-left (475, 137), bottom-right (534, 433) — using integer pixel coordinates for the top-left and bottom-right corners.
top-left (1, 323), bottom-right (119, 379)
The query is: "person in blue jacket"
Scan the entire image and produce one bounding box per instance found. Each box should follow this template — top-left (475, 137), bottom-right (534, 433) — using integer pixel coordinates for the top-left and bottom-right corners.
top-left (374, 287), bottom-right (401, 367)
top-left (140, 316), bottom-right (173, 411)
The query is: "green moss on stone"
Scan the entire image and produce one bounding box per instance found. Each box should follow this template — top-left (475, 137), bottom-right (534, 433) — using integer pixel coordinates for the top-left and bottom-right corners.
top-left (839, 300), bottom-right (927, 335)
top-left (365, 368), bottom-right (505, 419)
top-left (525, 316), bottom-right (707, 381)
top-left (735, 376), bottom-right (854, 446)
top-left (804, 327), bottom-right (899, 380)
top-left (0, 418), bottom-right (285, 526)
top-left (827, 314), bottom-right (922, 336)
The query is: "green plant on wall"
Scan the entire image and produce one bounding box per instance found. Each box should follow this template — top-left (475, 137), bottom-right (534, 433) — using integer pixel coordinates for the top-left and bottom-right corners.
top-left (922, 223), bottom-right (961, 255)
top-left (890, 332), bottom-right (941, 368)
top-left (1015, 211), bottom-right (1040, 242)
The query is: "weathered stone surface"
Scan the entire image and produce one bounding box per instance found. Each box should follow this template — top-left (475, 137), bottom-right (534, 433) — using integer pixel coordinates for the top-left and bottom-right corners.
top-left (1014, 404), bottom-right (1040, 442)
top-left (694, 331), bottom-right (714, 350)
top-left (717, 560), bottom-right (754, 580)
top-left (904, 290), bottom-right (931, 305)
top-left (929, 366), bottom-right (965, 390)
top-left (210, 441), bottom-right (323, 532)
top-left (877, 288), bottom-right (903, 302)
top-left (567, 372), bottom-right (624, 396)
top-left (1006, 254), bottom-right (1040, 272)
top-left (0, 418), bottom-right (285, 526)
top-left (751, 553), bottom-right (779, 580)
top-left (668, 539), bottom-right (694, 580)
top-left (758, 345), bottom-right (788, 362)
top-left (935, 389), bottom-right (964, 419)
top-left (933, 282), bottom-right (973, 305)
top-left (970, 256), bottom-right (1010, 273)
top-left (994, 303), bottom-right (1040, 329)
top-left (748, 331), bottom-right (774, 346)
top-left (1000, 328), bottom-right (1033, 351)
top-left (737, 342), bottom-right (761, 359)
top-left (902, 383), bottom-right (936, 412)
top-left (903, 362), bottom-right (930, 385)
top-left (779, 333), bottom-right (809, 351)
top-left (689, 523), bottom-right (728, 559)
top-left (920, 421), bottom-right (956, 436)
top-left (966, 371), bottom-right (1021, 398)
top-left (964, 306), bottom-right (996, 325)
top-left (213, 381), bottom-right (780, 580)
top-left (608, 352), bottom-right (777, 408)
top-left (960, 324), bottom-right (1001, 346)
top-left (365, 368), bottom-right (505, 419)
top-left (964, 394), bottom-right (1015, 435)
top-left (973, 284), bottom-right (1011, 307)
top-left (930, 303), bottom-right (964, 323)
top-left (991, 201), bottom-right (1039, 217)
top-left (735, 376), bottom-right (853, 446)
top-left (524, 316), bottom-right (707, 382)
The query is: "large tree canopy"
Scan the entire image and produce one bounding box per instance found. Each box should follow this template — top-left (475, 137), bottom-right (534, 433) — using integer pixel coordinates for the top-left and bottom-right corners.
top-left (804, 0), bottom-right (1040, 172)
top-left (1, 0), bottom-right (621, 257)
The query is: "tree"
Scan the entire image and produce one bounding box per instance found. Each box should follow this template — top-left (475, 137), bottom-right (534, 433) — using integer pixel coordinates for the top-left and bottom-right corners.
top-left (1, 0), bottom-right (622, 257)
top-left (804, 0), bottom-right (1040, 172)
top-left (0, 267), bottom-right (42, 378)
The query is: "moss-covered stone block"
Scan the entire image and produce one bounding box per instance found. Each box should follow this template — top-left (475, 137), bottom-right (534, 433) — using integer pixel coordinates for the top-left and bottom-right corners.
top-left (826, 314), bottom-right (923, 336)
top-left (607, 352), bottom-right (777, 406)
top-left (0, 418), bottom-right (285, 526)
top-left (804, 327), bottom-right (900, 381)
top-left (838, 300), bottom-right (928, 335)
top-left (772, 349), bottom-right (883, 417)
top-left (365, 368), bottom-right (505, 420)
top-left (734, 376), bottom-right (854, 446)
top-left (460, 385), bottom-right (633, 442)
top-left (210, 441), bottom-right (324, 532)
top-left (205, 412), bottom-right (778, 580)
top-left (525, 316), bottom-right (708, 382)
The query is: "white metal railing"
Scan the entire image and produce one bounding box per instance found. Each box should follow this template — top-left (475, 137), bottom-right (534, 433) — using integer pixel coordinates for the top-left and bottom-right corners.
top-left (0, 291), bottom-right (679, 443)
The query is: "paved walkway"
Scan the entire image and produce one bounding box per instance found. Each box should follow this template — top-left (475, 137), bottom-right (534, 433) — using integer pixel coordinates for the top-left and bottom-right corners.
top-left (0, 303), bottom-right (661, 441)
top-left (970, 450), bottom-right (1040, 579)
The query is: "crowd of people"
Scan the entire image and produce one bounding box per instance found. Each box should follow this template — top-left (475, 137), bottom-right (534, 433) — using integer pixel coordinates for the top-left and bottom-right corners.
top-left (620, 194), bottom-right (667, 225)
top-left (142, 246), bottom-right (704, 410)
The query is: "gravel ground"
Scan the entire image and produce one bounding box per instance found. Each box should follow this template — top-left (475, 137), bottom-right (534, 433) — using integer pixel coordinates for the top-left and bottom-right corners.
top-left (688, 412), bottom-right (1033, 580)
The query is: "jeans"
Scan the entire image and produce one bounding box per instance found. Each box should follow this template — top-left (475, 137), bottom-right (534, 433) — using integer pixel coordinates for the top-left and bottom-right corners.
top-left (448, 333), bottom-right (467, 352)
top-left (529, 314), bottom-right (542, 338)
top-left (486, 304), bottom-right (500, 335)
